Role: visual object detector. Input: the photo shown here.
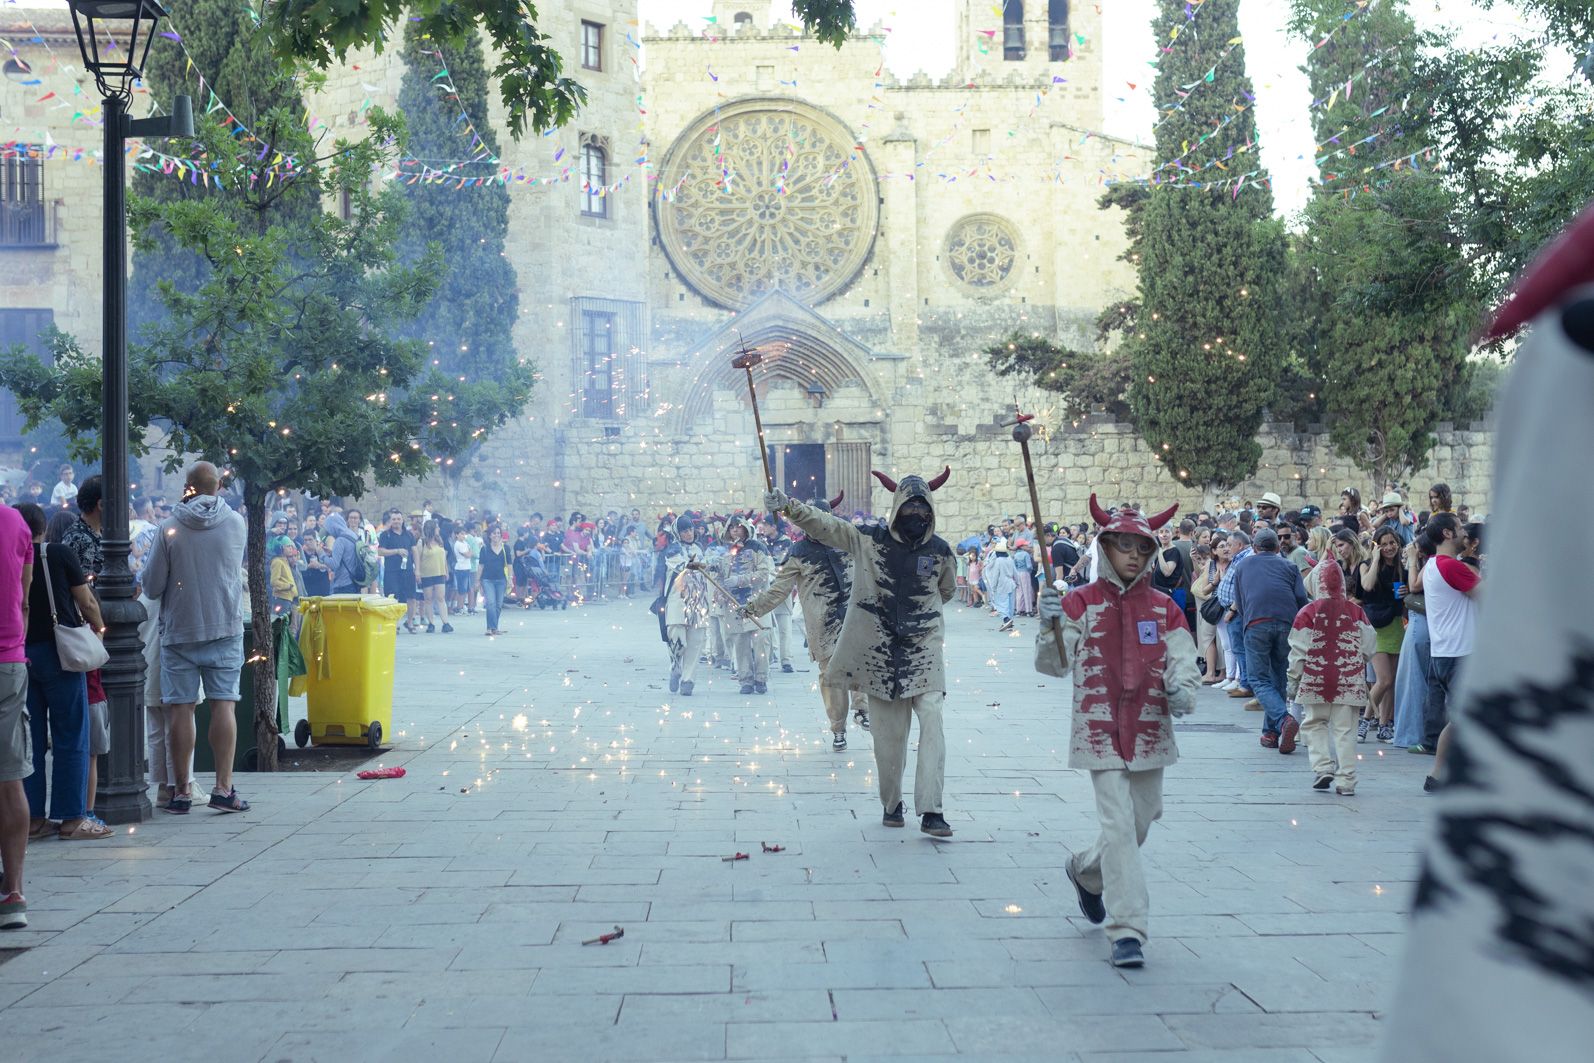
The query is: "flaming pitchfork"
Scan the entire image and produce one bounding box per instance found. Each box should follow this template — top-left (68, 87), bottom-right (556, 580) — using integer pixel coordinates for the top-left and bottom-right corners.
top-left (731, 331), bottom-right (776, 493)
top-left (1005, 406), bottom-right (1068, 668)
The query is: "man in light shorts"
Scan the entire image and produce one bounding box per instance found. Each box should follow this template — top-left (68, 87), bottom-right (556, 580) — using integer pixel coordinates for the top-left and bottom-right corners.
top-left (143, 462), bottom-right (250, 815)
top-left (0, 501), bottom-right (36, 928)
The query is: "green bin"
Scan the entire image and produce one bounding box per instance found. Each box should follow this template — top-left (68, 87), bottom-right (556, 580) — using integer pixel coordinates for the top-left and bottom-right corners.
top-left (194, 619), bottom-right (296, 772)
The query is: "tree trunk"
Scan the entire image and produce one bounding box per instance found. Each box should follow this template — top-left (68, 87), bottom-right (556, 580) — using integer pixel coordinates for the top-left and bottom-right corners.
top-left (244, 483), bottom-right (280, 771)
top-left (1201, 485), bottom-right (1220, 513)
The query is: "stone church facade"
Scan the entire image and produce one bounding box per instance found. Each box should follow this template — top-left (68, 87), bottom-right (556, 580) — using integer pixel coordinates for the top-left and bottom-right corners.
top-left (0, 2), bottom-right (1492, 520)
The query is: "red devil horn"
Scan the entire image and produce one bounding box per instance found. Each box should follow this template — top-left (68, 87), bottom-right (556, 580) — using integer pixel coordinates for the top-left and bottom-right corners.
top-left (828, 490), bottom-right (844, 509)
top-left (871, 470), bottom-right (898, 493)
top-left (1088, 493), bottom-right (1111, 527)
top-left (1146, 503), bottom-right (1180, 531)
top-left (926, 465), bottom-right (950, 491)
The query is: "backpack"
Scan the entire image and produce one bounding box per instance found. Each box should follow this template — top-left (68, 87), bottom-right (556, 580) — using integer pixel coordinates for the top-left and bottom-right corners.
top-left (346, 541), bottom-right (373, 588)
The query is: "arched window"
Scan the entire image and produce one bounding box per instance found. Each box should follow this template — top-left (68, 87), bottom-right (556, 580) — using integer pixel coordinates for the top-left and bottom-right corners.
top-left (1049, 0), bottom-right (1070, 61)
top-left (581, 140), bottom-right (608, 218)
top-left (733, 11), bottom-right (753, 27)
top-left (1003, 0), bottom-right (1025, 62)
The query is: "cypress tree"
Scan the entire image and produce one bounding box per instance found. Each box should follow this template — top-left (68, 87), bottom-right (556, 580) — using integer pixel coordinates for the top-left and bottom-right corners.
top-left (1123, 0), bottom-right (1288, 499)
top-left (129, 0), bottom-right (314, 326)
top-left (394, 23), bottom-right (532, 503)
top-left (1289, 0), bottom-right (1479, 488)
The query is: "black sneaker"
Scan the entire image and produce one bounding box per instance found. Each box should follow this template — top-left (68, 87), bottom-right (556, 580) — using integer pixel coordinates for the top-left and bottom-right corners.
top-left (1110, 938), bottom-right (1144, 968)
top-left (679, 681), bottom-right (693, 696)
top-left (1313, 774), bottom-right (1334, 791)
top-left (781, 663), bottom-right (794, 673)
top-left (920, 813), bottom-right (953, 838)
top-left (882, 801), bottom-right (905, 828)
top-left (164, 793), bottom-right (191, 815)
top-left (426, 623), bottom-right (436, 633)
top-left (855, 709), bottom-right (870, 731)
top-left (1357, 717), bottom-right (1372, 743)
top-left (208, 788), bottom-right (250, 814)
top-left (1423, 775), bottom-right (1441, 793)
top-left (740, 683), bottom-right (754, 695)
top-left (832, 731), bottom-right (846, 752)
top-left (753, 681), bottom-right (767, 695)
top-left (441, 623), bottom-right (454, 633)
top-left (669, 671), bottom-right (681, 693)
top-left (1066, 862), bottom-right (1106, 924)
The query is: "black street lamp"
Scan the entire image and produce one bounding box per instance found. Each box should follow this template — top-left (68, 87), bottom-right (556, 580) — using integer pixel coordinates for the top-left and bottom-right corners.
top-left (66, 0), bottom-right (192, 825)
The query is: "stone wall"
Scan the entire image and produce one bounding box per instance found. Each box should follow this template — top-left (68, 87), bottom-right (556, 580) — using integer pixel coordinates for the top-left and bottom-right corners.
top-left (361, 412), bottom-right (1496, 534)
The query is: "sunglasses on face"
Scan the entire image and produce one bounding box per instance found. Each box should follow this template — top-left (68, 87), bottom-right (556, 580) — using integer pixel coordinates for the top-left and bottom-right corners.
top-left (1101, 533), bottom-right (1156, 557)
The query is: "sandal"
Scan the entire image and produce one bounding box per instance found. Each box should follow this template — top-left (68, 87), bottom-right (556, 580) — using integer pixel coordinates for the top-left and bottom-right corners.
top-left (27, 819), bottom-right (60, 841)
top-left (58, 818), bottom-right (114, 840)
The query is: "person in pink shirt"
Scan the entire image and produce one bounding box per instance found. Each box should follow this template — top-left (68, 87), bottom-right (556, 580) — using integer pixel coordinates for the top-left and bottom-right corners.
top-left (0, 503), bottom-right (35, 929)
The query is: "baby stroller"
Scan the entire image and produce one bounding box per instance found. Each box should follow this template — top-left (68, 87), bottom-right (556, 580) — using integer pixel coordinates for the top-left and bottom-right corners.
top-left (517, 550), bottom-right (567, 610)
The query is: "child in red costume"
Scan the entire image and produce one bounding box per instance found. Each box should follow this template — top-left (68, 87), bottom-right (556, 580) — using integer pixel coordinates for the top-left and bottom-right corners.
top-left (1036, 495), bottom-right (1199, 968)
top-left (1287, 558), bottom-right (1376, 795)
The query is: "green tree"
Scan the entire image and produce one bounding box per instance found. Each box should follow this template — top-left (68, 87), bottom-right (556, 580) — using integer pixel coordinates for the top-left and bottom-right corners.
top-left (1123, 0), bottom-right (1288, 499)
top-left (0, 109), bottom-right (440, 771)
top-left (983, 328), bottom-right (1134, 423)
top-left (1289, 0), bottom-right (1480, 486)
top-left (264, 0), bottom-right (860, 139)
top-left (395, 23), bottom-right (532, 506)
top-left (131, 0), bottom-right (316, 329)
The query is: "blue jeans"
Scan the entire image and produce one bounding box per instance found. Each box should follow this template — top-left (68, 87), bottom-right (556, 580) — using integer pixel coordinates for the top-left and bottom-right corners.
top-left (1243, 620), bottom-right (1292, 735)
top-left (481, 578), bottom-right (506, 632)
top-left (23, 641), bottom-right (90, 821)
top-left (1226, 614), bottom-right (1249, 688)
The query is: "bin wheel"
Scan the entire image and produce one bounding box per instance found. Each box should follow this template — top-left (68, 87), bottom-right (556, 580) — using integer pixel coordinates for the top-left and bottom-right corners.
top-left (242, 747), bottom-right (258, 772)
top-left (368, 721), bottom-right (383, 749)
top-left (294, 718), bottom-right (311, 748)
top-left (277, 735), bottom-right (287, 758)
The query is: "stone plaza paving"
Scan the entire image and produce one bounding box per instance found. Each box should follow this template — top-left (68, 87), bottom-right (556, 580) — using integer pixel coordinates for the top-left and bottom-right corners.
top-left (2, 595), bottom-right (1431, 1062)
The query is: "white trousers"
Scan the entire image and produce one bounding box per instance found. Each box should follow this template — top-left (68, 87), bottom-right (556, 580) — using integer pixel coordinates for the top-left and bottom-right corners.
top-left (733, 628), bottom-right (769, 683)
top-left (1071, 768), bottom-right (1164, 945)
top-left (1301, 700), bottom-right (1359, 791)
top-left (667, 625), bottom-right (706, 685)
top-left (868, 691), bottom-right (945, 815)
top-left (770, 601), bottom-right (793, 665)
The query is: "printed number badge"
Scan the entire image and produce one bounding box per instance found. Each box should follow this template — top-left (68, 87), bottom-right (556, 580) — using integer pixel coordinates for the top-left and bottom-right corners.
top-left (916, 556), bottom-right (935, 577)
top-left (1136, 620), bottom-right (1159, 645)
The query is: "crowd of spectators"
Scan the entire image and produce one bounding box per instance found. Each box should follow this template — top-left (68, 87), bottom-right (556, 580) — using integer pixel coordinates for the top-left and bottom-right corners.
top-left (951, 483), bottom-right (1483, 793)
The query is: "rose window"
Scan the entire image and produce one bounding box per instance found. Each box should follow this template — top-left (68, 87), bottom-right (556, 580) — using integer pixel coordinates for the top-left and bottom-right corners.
top-left (655, 100), bottom-right (880, 309)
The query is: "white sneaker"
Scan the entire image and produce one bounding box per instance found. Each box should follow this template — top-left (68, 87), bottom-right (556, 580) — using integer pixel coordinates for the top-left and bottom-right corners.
top-left (1219, 679), bottom-right (1238, 691)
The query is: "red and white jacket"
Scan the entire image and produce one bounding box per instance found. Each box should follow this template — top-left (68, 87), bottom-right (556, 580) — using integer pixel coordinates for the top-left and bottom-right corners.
top-left (1034, 559), bottom-right (1199, 771)
top-left (1286, 559), bottom-right (1377, 706)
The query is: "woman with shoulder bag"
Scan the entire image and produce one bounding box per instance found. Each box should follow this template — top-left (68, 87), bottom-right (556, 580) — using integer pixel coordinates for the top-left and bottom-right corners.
top-left (1392, 536), bottom-right (1435, 748)
top-left (15, 503), bottom-right (110, 841)
top-left (1191, 543), bottom-right (1223, 684)
top-left (1196, 533), bottom-right (1235, 686)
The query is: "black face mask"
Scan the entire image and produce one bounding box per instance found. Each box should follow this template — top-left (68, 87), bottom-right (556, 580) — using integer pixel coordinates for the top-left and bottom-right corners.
top-left (896, 512), bottom-right (931, 541)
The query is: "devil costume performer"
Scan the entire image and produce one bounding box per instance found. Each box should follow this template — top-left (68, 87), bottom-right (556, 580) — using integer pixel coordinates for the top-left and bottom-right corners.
top-left (769, 468), bottom-right (957, 837)
top-left (718, 516), bottom-right (774, 695)
top-left (758, 518), bottom-right (797, 672)
top-left (1035, 496), bottom-right (1198, 966)
top-left (1286, 559), bottom-right (1376, 795)
top-left (1379, 202), bottom-right (1594, 1062)
top-left (746, 493), bottom-right (858, 749)
top-left (661, 514), bottom-right (710, 696)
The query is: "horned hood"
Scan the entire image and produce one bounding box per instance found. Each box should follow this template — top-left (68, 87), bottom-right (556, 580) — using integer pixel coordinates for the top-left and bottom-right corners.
top-left (874, 466), bottom-right (949, 546)
top-left (1316, 555), bottom-right (1347, 600)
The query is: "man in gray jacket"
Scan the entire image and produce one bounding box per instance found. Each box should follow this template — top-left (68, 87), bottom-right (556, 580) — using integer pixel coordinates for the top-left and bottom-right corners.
top-left (143, 462), bottom-right (250, 814)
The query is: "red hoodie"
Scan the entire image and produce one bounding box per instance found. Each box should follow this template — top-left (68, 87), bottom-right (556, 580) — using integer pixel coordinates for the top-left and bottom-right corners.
top-left (1286, 559), bottom-right (1377, 705)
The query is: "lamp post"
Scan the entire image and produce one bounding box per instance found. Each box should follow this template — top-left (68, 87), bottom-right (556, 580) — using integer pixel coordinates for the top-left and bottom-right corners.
top-left (66, 0), bottom-right (192, 825)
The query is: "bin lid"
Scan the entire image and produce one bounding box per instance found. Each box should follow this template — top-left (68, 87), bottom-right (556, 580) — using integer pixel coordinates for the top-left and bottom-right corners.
top-left (297, 594), bottom-right (410, 619)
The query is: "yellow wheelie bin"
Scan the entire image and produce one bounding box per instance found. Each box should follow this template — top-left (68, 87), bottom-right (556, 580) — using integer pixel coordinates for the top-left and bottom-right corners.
top-left (292, 594), bottom-right (409, 749)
